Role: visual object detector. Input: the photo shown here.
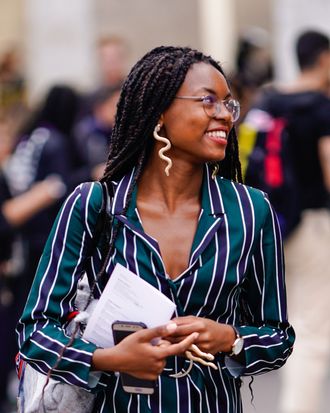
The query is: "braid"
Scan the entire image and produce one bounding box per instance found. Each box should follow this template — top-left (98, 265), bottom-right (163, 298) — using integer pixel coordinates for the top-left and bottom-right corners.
top-left (218, 127), bottom-right (243, 183)
top-left (232, 128), bottom-right (243, 183)
top-left (89, 149), bottom-right (148, 291)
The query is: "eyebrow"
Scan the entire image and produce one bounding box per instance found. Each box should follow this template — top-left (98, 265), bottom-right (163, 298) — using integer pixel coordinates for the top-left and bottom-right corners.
top-left (195, 87), bottom-right (231, 100)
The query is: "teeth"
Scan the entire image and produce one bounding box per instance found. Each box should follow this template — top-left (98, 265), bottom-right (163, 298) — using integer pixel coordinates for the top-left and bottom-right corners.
top-left (206, 130), bottom-right (227, 139)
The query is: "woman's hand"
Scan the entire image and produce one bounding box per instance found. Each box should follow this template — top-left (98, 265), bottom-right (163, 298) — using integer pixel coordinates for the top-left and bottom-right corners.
top-left (92, 322), bottom-right (198, 380)
top-left (170, 316), bottom-right (236, 355)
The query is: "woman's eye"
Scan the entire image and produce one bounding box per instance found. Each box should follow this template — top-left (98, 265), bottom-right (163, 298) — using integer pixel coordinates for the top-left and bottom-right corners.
top-left (225, 99), bottom-right (234, 108)
top-left (203, 95), bottom-right (216, 105)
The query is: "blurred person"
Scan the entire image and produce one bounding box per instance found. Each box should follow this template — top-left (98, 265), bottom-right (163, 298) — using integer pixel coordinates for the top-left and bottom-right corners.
top-left (240, 30), bottom-right (330, 413)
top-left (0, 84), bottom-right (79, 411)
top-left (230, 27), bottom-right (273, 122)
top-left (0, 47), bottom-right (24, 83)
top-left (0, 114), bottom-right (15, 166)
top-left (278, 30), bottom-right (330, 413)
top-left (1, 84), bottom-right (80, 293)
top-left (80, 36), bottom-right (128, 118)
top-left (17, 45), bottom-right (294, 412)
top-left (0, 47), bottom-right (25, 108)
top-left (73, 84), bottom-right (121, 181)
top-left (0, 47), bottom-right (27, 133)
top-left (97, 35), bottom-right (128, 88)
top-left (0, 177), bottom-right (66, 412)
top-left (0, 113), bottom-right (23, 410)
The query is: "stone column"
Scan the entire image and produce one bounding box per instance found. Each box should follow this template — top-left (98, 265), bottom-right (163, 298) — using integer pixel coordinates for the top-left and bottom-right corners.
top-left (197, 0), bottom-right (237, 74)
top-left (24, 0), bottom-right (97, 103)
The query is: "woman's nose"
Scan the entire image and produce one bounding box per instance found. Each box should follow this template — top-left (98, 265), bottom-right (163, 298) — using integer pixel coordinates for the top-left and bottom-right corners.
top-left (214, 101), bottom-right (233, 122)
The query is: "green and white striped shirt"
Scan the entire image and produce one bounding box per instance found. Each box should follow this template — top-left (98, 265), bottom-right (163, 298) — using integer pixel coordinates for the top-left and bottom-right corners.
top-left (17, 165), bottom-right (295, 412)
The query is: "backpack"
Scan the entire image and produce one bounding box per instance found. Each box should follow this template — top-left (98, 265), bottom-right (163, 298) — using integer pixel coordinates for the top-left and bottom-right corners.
top-left (238, 92), bottom-right (301, 239)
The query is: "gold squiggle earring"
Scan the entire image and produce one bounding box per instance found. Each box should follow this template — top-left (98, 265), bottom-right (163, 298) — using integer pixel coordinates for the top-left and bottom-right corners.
top-left (169, 344), bottom-right (218, 378)
top-left (153, 124), bottom-right (173, 176)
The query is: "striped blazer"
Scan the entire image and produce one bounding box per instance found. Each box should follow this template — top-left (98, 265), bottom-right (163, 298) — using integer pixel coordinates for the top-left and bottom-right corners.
top-left (17, 165), bottom-right (295, 413)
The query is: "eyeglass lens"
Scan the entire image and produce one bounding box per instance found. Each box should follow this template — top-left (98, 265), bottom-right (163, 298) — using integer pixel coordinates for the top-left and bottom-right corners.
top-left (203, 97), bottom-right (240, 122)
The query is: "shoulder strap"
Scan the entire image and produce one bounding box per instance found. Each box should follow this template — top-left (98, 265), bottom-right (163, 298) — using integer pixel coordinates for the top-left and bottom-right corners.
top-left (78, 182), bottom-right (114, 304)
top-left (79, 181), bottom-right (111, 256)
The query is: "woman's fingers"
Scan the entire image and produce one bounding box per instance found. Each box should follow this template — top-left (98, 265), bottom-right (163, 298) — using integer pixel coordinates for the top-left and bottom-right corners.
top-left (120, 323), bottom-right (199, 361)
top-left (156, 339), bottom-right (172, 348)
top-left (161, 332), bottom-right (199, 358)
top-left (135, 322), bottom-right (178, 343)
top-left (171, 316), bottom-right (197, 325)
top-left (170, 318), bottom-right (206, 336)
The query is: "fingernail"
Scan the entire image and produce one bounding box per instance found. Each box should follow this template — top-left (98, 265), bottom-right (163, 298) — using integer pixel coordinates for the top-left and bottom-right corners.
top-left (166, 322), bottom-right (177, 333)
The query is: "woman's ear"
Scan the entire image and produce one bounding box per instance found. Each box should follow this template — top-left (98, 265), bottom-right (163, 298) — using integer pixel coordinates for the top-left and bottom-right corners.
top-left (158, 114), bottom-right (165, 128)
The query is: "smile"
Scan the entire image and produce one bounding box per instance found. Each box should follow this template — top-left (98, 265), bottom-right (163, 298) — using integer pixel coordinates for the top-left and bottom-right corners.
top-left (205, 130), bottom-right (227, 140)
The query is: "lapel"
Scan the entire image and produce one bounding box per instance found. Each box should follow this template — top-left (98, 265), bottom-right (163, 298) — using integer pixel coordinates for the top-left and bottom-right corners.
top-left (188, 165), bottom-right (225, 270)
top-left (111, 169), bottom-right (165, 272)
top-left (110, 165), bottom-right (226, 278)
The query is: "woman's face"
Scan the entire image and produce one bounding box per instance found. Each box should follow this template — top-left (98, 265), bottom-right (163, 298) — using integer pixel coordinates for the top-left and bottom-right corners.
top-left (161, 62), bottom-right (234, 164)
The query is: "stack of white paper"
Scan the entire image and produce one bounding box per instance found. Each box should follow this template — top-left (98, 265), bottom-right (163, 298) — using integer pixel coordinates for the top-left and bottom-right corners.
top-left (83, 263), bottom-right (176, 348)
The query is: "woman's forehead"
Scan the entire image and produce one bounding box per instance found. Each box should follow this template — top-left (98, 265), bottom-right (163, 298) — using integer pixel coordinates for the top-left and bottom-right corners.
top-left (179, 62), bottom-right (229, 95)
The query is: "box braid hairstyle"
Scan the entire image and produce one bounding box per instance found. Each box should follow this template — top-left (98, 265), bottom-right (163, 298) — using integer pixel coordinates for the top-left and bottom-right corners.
top-left (97, 45), bottom-right (242, 280)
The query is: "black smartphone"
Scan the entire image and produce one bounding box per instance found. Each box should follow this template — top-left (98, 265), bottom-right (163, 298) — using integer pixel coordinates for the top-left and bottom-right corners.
top-left (111, 321), bottom-right (155, 395)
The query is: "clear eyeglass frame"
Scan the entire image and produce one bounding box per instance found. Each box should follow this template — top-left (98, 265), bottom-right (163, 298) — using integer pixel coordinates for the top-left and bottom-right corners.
top-left (175, 95), bottom-right (240, 122)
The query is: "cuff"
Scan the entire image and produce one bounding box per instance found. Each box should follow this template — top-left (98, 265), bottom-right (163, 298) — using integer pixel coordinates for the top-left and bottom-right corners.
top-left (88, 371), bottom-right (102, 388)
top-left (224, 354), bottom-right (246, 378)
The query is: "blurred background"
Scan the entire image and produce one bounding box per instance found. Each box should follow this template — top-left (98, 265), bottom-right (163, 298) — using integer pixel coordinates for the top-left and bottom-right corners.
top-left (0, 0), bottom-right (330, 412)
top-left (1, 0), bottom-right (329, 104)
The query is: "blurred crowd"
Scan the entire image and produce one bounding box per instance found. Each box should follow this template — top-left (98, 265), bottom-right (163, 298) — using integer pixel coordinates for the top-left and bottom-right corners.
top-left (1, 28), bottom-right (330, 413)
top-left (0, 35), bottom-right (126, 412)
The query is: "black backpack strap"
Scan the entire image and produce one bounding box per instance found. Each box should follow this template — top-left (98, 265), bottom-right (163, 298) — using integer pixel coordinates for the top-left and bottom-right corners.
top-left (79, 181), bottom-right (107, 255)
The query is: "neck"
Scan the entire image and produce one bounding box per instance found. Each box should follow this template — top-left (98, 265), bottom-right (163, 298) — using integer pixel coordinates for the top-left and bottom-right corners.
top-left (288, 67), bottom-right (329, 94)
top-left (137, 157), bottom-right (204, 213)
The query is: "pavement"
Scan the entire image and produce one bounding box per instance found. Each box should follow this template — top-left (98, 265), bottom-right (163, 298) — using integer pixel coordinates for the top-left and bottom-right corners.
top-left (241, 368), bottom-right (330, 413)
top-left (241, 370), bottom-right (282, 413)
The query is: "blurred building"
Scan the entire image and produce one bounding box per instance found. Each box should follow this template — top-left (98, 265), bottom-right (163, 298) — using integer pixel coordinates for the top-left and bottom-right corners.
top-left (0, 0), bottom-right (329, 107)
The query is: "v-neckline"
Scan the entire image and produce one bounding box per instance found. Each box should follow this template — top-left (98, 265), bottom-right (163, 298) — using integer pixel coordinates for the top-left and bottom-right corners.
top-left (121, 166), bottom-right (225, 282)
top-left (134, 202), bottom-right (204, 281)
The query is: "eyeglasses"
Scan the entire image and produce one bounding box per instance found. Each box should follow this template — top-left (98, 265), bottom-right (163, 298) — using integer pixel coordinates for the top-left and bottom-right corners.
top-left (175, 95), bottom-right (240, 122)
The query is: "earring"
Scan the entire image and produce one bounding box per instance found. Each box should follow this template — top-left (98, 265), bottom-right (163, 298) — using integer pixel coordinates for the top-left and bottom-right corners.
top-left (211, 163), bottom-right (219, 180)
top-left (153, 124), bottom-right (173, 176)
top-left (169, 344), bottom-right (217, 378)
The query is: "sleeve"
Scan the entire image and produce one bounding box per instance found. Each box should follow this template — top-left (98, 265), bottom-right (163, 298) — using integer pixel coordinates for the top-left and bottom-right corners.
top-left (0, 176), bottom-right (15, 261)
top-left (0, 209), bottom-right (15, 262)
top-left (39, 132), bottom-right (71, 184)
top-left (16, 182), bottom-right (105, 390)
top-left (225, 194), bottom-right (295, 377)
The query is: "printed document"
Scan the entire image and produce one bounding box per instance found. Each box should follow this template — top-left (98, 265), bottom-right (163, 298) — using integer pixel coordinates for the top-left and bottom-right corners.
top-left (83, 263), bottom-right (176, 348)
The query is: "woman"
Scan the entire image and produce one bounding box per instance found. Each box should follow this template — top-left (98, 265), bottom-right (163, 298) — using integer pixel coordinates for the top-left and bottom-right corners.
top-left (2, 85), bottom-right (79, 287)
top-left (17, 46), bottom-right (295, 412)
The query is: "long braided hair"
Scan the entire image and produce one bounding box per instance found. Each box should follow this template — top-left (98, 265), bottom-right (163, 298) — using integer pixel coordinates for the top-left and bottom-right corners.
top-left (97, 45), bottom-right (242, 279)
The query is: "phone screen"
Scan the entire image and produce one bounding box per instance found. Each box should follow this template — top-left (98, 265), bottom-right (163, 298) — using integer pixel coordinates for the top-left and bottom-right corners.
top-left (112, 321), bottom-right (155, 395)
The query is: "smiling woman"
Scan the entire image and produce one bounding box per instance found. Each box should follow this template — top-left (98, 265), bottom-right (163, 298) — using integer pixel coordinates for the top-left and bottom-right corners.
top-left (156, 62), bottom-right (239, 170)
top-left (17, 46), bottom-right (295, 413)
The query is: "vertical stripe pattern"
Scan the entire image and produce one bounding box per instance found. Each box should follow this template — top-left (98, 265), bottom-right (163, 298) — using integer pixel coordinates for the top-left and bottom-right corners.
top-left (17, 165), bottom-right (295, 412)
